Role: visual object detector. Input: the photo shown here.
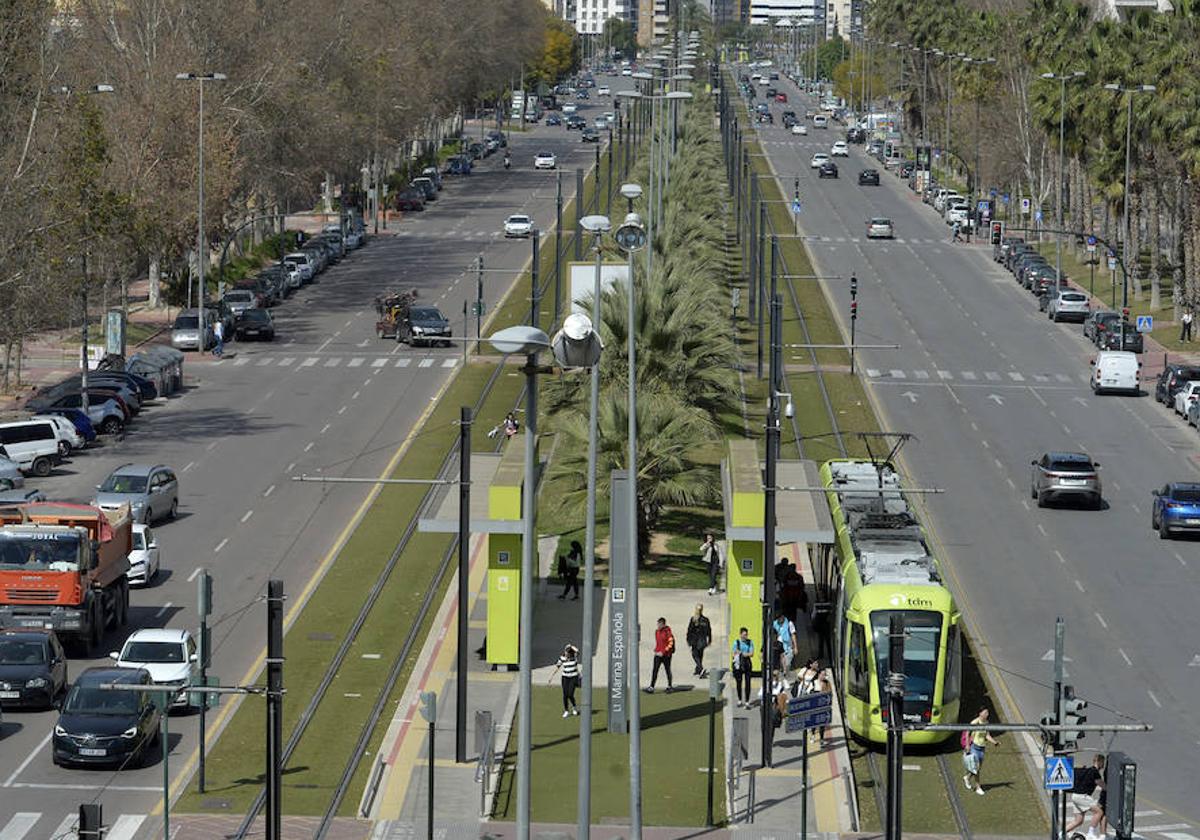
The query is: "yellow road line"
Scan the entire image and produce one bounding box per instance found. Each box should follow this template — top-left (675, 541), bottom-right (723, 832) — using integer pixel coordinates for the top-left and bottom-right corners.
top-left (158, 360), bottom-right (468, 812)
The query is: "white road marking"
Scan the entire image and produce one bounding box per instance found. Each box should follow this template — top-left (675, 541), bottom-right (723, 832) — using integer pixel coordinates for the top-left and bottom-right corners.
top-left (256, 357), bottom-right (273, 366)
top-left (372, 358), bottom-right (389, 368)
top-left (962, 371), bottom-right (977, 380)
top-left (889, 369), bottom-right (906, 379)
top-left (1131, 502), bottom-right (1142, 515)
top-left (348, 357), bottom-right (365, 367)
top-left (234, 357), bottom-right (250, 366)
top-left (419, 358), bottom-right (435, 368)
top-left (241, 510), bottom-right (253, 523)
top-left (1174, 551), bottom-right (1188, 567)
top-left (316, 338), bottom-right (333, 352)
top-left (985, 371), bottom-right (1001, 381)
top-left (338, 406), bottom-right (347, 415)
top-left (1095, 612), bottom-right (1108, 629)
top-left (981, 440), bottom-right (990, 449)
top-left (1136, 810), bottom-right (1163, 818)
top-left (1074, 579), bottom-right (1085, 593)
top-left (1139, 826), bottom-right (1193, 834)
top-left (286, 463), bottom-right (295, 473)
top-left (1008, 371), bottom-right (1025, 381)
top-left (1006, 477), bottom-right (1016, 489)
top-left (279, 357), bottom-right (295, 366)
top-left (214, 539), bottom-right (228, 553)
top-left (106, 815), bottom-right (147, 840)
top-left (324, 357), bottom-right (341, 367)
top-left (396, 358), bottom-right (412, 368)
top-left (187, 567), bottom-right (202, 582)
top-left (994, 458), bottom-right (1003, 469)
top-left (1147, 689), bottom-right (1162, 708)
top-left (301, 357), bottom-right (318, 367)
top-left (0, 814), bottom-right (40, 840)
top-left (182, 461), bottom-right (195, 473)
top-left (970, 422), bottom-right (979, 431)
top-left (914, 370), bottom-right (929, 379)
top-left (1055, 373), bottom-right (1071, 382)
top-left (156, 602), bottom-right (173, 618)
top-left (866, 368), bottom-right (881, 377)
top-left (2, 730), bottom-right (51, 786)
top-left (1119, 648), bottom-right (1133, 667)
top-left (442, 358), bottom-right (458, 368)
top-left (207, 441), bottom-right (218, 451)
top-left (49, 815), bottom-right (77, 840)
top-left (304, 442), bottom-right (314, 452)
top-left (1054, 550), bottom-right (1066, 564)
top-left (352, 391), bottom-right (360, 400)
top-left (264, 484), bottom-right (275, 497)
top-left (320, 424), bottom-right (331, 434)
top-left (1037, 523), bottom-right (1048, 536)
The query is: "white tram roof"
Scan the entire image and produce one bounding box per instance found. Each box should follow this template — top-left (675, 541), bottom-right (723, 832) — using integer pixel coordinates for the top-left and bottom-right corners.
top-left (829, 461), bottom-right (942, 587)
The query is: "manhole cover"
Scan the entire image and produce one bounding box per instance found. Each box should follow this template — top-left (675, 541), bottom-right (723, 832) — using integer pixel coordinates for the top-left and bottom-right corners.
top-left (200, 798), bottom-right (231, 810)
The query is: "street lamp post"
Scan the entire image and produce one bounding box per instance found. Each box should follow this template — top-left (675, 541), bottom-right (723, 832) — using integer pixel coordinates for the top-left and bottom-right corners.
top-left (176, 72), bottom-right (227, 355)
top-left (1041, 71), bottom-right (1085, 284)
top-left (1104, 83), bottom-right (1155, 341)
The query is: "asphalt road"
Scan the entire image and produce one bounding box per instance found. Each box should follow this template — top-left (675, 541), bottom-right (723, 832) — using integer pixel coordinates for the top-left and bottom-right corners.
top-left (751, 73), bottom-right (1200, 834)
top-left (0, 90), bottom-right (619, 840)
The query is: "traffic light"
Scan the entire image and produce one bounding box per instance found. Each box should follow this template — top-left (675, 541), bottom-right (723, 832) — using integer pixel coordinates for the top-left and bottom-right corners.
top-left (1038, 711), bottom-right (1057, 747)
top-left (1106, 751), bottom-right (1138, 840)
top-left (850, 301), bottom-right (858, 320)
top-left (991, 221), bottom-right (1004, 245)
top-left (419, 690), bottom-right (437, 723)
top-left (1060, 685), bottom-right (1087, 749)
top-left (78, 804), bottom-right (102, 840)
top-left (850, 274), bottom-right (859, 298)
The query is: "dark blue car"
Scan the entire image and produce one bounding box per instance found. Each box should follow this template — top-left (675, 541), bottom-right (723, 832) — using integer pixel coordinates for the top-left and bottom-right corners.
top-left (1151, 482), bottom-right (1200, 538)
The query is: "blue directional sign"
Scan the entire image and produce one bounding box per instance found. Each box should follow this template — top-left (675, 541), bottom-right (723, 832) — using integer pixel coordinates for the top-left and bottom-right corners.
top-left (786, 708), bottom-right (832, 733)
top-left (1136, 315), bottom-right (1153, 333)
top-left (977, 200), bottom-right (990, 214)
top-left (792, 198), bottom-right (802, 214)
top-left (1035, 209), bottom-right (1044, 223)
top-left (785, 691), bottom-right (832, 732)
top-left (1045, 755), bottom-right (1075, 791)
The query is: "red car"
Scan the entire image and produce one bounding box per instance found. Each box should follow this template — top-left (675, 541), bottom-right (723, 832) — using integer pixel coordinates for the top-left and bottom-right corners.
top-left (776, 92), bottom-right (788, 103)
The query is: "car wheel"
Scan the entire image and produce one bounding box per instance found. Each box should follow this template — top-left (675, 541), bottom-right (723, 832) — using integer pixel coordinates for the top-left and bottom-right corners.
top-left (58, 440), bottom-right (71, 457)
top-left (100, 417), bottom-right (122, 435)
top-left (1036, 491), bottom-right (1046, 508)
top-left (168, 498), bottom-right (178, 520)
top-left (1159, 519), bottom-right (1171, 539)
top-left (31, 456), bottom-right (52, 478)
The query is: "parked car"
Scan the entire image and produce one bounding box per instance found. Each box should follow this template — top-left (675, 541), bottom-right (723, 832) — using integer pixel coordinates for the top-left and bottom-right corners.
top-left (1084, 310), bottom-right (1122, 345)
top-left (284, 252), bottom-right (315, 282)
top-left (1155, 364), bottom-right (1200, 405)
top-left (1101, 327), bottom-right (1144, 354)
top-left (858, 169), bottom-right (880, 186)
top-left (1030, 451), bottom-right (1102, 509)
top-left (127, 523), bottom-right (160, 586)
top-left (0, 419), bottom-right (63, 477)
top-left (818, 161), bottom-right (839, 179)
top-left (395, 188), bottom-right (426, 211)
top-left (865, 218), bottom-right (894, 239)
top-left (1091, 350), bottom-right (1142, 396)
top-left (94, 463), bottom-right (179, 524)
top-left (170, 310), bottom-right (213, 351)
top-left (235, 308), bottom-right (275, 341)
top-left (504, 214), bottom-right (534, 238)
top-left (222, 289), bottom-right (258, 317)
top-left (1151, 483), bottom-right (1200, 538)
top-left (53, 666), bottom-right (162, 767)
top-left (995, 236), bottom-right (1024, 263)
top-left (110, 628), bottom-right (198, 710)
top-left (30, 393), bottom-right (124, 436)
top-left (546, 113), bottom-right (562, 126)
top-left (0, 628), bottom-right (67, 710)
top-left (39, 407), bottom-right (96, 443)
top-left (534, 152), bottom-right (557, 170)
top-left (411, 177), bottom-right (437, 202)
top-left (443, 156), bottom-right (472, 176)
top-left (1047, 290), bottom-right (1089, 322)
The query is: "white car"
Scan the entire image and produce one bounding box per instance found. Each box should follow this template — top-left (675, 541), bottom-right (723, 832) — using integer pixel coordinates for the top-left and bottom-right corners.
top-left (562, 102), bottom-right (578, 115)
top-left (110, 628), bottom-right (199, 708)
top-left (1175, 381), bottom-right (1200, 416)
top-left (621, 68), bottom-right (632, 77)
top-left (810, 153), bottom-right (830, 169)
top-left (597, 86), bottom-right (611, 96)
top-left (504, 214), bottom-right (534, 238)
top-left (831, 141), bottom-right (850, 157)
top-left (945, 204), bottom-right (969, 226)
top-left (791, 123), bottom-right (808, 135)
top-left (127, 523), bottom-right (160, 586)
top-left (534, 152), bottom-right (557, 170)
top-left (866, 218), bottom-right (895, 239)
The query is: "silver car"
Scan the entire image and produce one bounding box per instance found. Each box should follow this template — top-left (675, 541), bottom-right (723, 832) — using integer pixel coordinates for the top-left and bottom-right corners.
top-left (170, 310), bottom-right (213, 351)
top-left (1048, 291), bottom-right (1090, 323)
top-left (1030, 452), bottom-right (1102, 509)
top-left (0, 456), bottom-right (25, 490)
top-left (94, 463), bottom-right (179, 524)
top-left (222, 290), bottom-right (258, 317)
top-left (866, 218), bottom-right (894, 239)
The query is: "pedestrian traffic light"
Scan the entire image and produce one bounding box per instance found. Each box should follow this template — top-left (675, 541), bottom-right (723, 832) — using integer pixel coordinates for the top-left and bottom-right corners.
top-left (850, 301), bottom-right (858, 319)
top-left (991, 221), bottom-right (1004, 246)
top-left (78, 804), bottom-right (102, 840)
top-left (1060, 685), bottom-right (1087, 749)
top-left (419, 690), bottom-right (437, 724)
top-left (1106, 751), bottom-right (1138, 840)
top-left (850, 274), bottom-right (858, 297)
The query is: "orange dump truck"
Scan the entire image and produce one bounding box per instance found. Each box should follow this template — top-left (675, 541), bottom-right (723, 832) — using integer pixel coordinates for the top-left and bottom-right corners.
top-left (0, 502), bottom-right (132, 654)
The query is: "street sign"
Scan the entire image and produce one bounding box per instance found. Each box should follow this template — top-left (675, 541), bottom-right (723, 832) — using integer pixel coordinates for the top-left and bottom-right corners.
top-left (785, 691), bottom-right (832, 732)
top-left (792, 198), bottom-right (802, 214)
top-left (1045, 755), bottom-right (1075, 791)
top-left (1035, 209), bottom-right (1044, 223)
top-left (1107, 255), bottom-right (1118, 271)
top-left (1136, 315), bottom-right (1153, 333)
top-left (977, 200), bottom-right (990, 214)
top-left (1020, 197), bottom-right (1031, 215)
top-left (786, 708), bottom-right (832, 733)
top-left (1086, 235), bottom-right (1097, 253)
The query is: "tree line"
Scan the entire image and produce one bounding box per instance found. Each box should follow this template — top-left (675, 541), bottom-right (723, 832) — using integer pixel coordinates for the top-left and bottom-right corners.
top-left (0, 0), bottom-right (570, 379)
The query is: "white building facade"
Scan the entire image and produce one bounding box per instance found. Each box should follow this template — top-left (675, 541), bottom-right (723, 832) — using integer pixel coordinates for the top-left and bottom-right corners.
top-left (574, 0), bottom-right (637, 34)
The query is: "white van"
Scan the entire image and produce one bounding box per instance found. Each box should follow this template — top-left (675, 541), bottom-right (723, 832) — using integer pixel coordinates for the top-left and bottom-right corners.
top-left (0, 419), bottom-right (64, 476)
top-left (1091, 351), bottom-right (1141, 395)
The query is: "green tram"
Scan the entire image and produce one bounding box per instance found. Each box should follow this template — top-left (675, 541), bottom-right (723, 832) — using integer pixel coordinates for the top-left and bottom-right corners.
top-left (819, 459), bottom-right (961, 745)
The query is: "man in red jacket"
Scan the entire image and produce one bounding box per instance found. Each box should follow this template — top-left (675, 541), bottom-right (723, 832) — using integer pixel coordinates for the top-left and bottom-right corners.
top-left (647, 617), bottom-right (675, 693)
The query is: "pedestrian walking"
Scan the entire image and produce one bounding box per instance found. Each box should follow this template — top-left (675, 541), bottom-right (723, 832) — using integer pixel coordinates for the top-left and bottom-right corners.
top-left (548, 643), bottom-right (581, 717)
top-left (731, 627), bottom-right (754, 708)
top-left (961, 707), bottom-right (999, 796)
top-left (503, 412), bottom-right (519, 439)
top-left (700, 533), bottom-right (720, 595)
top-left (770, 611), bottom-right (798, 674)
top-left (212, 319), bottom-right (224, 357)
top-left (558, 540), bottom-right (582, 600)
top-left (951, 221), bottom-right (962, 243)
top-left (1182, 309), bottom-right (1194, 342)
top-left (646, 616), bottom-right (675, 693)
top-left (686, 603), bottom-right (712, 676)
top-left (781, 566), bottom-right (807, 624)
top-left (1065, 753), bottom-right (1106, 839)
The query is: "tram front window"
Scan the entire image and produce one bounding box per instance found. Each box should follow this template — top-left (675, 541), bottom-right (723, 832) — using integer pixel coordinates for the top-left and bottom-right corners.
top-left (871, 610), bottom-right (942, 720)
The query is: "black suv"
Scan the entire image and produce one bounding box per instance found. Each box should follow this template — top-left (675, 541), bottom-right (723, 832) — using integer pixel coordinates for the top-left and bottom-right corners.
top-left (0, 629), bottom-right (68, 709)
top-left (53, 667), bottom-right (162, 768)
top-left (1101, 326), bottom-right (1144, 354)
top-left (818, 161), bottom-right (839, 179)
top-left (858, 169), bottom-right (880, 186)
top-left (1155, 364), bottom-right (1200, 405)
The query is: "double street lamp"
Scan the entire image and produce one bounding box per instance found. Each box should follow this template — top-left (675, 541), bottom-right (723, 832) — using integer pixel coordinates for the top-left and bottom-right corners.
top-left (1041, 71), bottom-right (1086, 282)
top-left (1104, 82), bottom-right (1156, 317)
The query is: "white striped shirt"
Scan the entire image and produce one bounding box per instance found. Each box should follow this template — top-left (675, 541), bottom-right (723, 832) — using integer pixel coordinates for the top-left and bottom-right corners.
top-left (557, 656), bottom-right (580, 678)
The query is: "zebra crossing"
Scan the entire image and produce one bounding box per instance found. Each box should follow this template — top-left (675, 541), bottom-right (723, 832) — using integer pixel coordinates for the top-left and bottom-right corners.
top-left (864, 368), bottom-right (1084, 385)
top-left (814, 235), bottom-right (957, 245)
top-left (0, 811), bottom-right (145, 840)
top-left (215, 355), bottom-right (461, 372)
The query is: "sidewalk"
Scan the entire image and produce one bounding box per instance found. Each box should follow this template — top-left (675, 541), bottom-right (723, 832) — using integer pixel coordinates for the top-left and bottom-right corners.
top-left (368, 537), bottom-right (859, 839)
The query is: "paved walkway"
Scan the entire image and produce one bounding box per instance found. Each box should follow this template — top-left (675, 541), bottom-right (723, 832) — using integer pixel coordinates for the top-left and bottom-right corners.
top-left (367, 536), bottom-right (859, 840)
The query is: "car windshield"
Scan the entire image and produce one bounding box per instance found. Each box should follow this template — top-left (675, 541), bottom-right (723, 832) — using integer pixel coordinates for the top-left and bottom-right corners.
top-left (173, 316), bottom-right (198, 329)
top-left (410, 307), bottom-right (443, 321)
top-left (64, 683), bottom-right (142, 715)
top-left (1050, 459), bottom-right (1094, 472)
top-left (0, 637), bottom-right (46, 664)
top-left (871, 610), bottom-right (942, 706)
top-left (132, 531), bottom-right (147, 551)
top-left (509, 216), bottom-right (530, 224)
top-left (100, 474), bottom-right (147, 493)
top-left (537, 152), bottom-right (552, 158)
top-left (122, 641), bottom-right (185, 663)
top-left (1168, 488), bottom-right (1200, 502)
top-left (242, 310), bottom-right (270, 324)
top-left (225, 292), bottom-right (251, 302)
top-left (871, 219), bottom-right (890, 226)
top-left (1062, 294), bottom-right (1088, 302)
top-left (0, 532), bottom-right (82, 571)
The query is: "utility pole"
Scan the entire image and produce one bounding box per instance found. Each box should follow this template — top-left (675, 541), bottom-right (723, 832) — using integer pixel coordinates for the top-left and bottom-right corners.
top-left (197, 570), bottom-right (213, 792)
top-left (555, 172), bottom-right (564, 323)
top-left (850, 274), bottom-right (859, 374)
top-left (456, 407), bottom-right (471, 764)
top-left (531, 230), bottom-right (540, 327)
top-left (265, 580), bottom-right (284, 840)
top-left (476, 255), bottom-right (484, 353)
top-left (885, 614), bottom-right (905, 840)
top-left (1050, 618), bottom-right (1065, 840)
top-left (420, 692), bottom-right (437, 840)
top-left (762, 291), bottom-right (781, 769)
